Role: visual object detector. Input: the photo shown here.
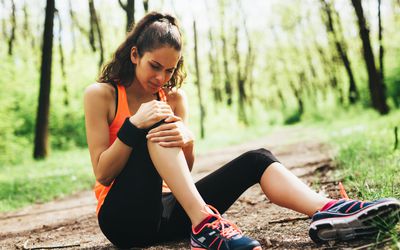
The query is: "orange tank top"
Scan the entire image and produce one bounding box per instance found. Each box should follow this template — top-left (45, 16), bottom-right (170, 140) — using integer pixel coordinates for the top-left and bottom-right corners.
top-left (94, 84), bottom-right (169, 215)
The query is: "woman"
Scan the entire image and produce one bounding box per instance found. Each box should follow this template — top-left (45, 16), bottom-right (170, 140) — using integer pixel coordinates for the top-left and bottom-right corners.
top-left (84, 11), bottom-right (400, 250)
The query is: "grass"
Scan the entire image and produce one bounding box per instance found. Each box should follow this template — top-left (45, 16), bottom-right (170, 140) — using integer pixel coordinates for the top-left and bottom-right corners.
top-left (304, 107), bottom-right (400, 247)
top-left (315, 108), bottom-right (400, 201)
top-left (0, 149), bottom-right (93, 211)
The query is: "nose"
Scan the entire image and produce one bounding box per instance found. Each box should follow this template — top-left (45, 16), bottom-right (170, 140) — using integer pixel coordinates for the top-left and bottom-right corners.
top-left (155, 72), bottom-right (165, 84)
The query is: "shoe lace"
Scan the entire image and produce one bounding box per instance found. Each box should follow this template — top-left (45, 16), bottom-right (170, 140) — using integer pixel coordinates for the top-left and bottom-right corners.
top-left (338, 181), bottom-right (349, 199)
top-left (202, 204), bottom-right (242, 239)
top-left (338, 182), bottom-right (367, 208)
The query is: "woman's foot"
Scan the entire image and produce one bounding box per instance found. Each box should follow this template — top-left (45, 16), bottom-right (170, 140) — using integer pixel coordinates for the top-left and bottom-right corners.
top-left (190, 205), bottom-right (262, 250)
top-left (309, 184), bottom-right (400, 243)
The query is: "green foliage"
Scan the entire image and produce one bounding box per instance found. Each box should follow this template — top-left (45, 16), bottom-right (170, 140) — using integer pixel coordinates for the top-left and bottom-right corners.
top-left (0, 149), bottom-right (93, 211)
top-left (386, 68), bottom-right (400, 108)
top-left (329, 110), bottom-right (400, 200)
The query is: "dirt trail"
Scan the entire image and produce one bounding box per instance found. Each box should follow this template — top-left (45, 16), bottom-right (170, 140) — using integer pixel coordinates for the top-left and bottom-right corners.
top-left (0, 126), bottom-right (379, 249)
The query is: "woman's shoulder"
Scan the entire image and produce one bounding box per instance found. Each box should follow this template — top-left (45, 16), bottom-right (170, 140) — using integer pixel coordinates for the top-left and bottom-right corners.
top-left (163, 87), bottom-right (187, 103)
top-left (163, 87), bottom-right (188, 114)
top-left (84, 82), bottom-right (115, 101)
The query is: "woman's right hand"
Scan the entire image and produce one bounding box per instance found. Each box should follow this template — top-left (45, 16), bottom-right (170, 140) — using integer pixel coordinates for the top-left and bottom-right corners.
top-left (129, 100), bottom-right (174, 129)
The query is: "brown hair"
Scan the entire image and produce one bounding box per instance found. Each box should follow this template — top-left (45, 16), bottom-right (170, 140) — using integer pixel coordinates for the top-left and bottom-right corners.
top-left (97, 12), bottom-right (186, 89)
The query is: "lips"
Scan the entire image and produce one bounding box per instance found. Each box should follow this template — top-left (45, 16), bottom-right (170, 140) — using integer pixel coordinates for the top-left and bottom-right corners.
top-left (149, 82), bottom-right (161, 91)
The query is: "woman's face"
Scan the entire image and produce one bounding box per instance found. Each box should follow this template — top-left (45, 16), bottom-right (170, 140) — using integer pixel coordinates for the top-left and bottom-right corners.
top-left (131, 46), bottom-right (181, 93)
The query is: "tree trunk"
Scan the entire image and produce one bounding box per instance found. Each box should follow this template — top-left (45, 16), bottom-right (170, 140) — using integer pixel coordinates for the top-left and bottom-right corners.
top-left (219, 3), bottom-right (233, 106)
top-left (69, 0), bottom-right (88, 39)
top-left (351, 0), bottom-right (389, 114)
top-left (321, 0), bottom-right (358, 103)
top-left (119, 0), bottom-right (135, 32)
top-left (193, 21), bottom-right (205, 139)
top-left (290, 80), bottom-right (304, 116)
top-left (207, 27), bottom-right (222, 104)
top-left (89, 0), bottom-right (104, 68)
top-left (67, 0), bottom-right (76, 53)
top-left (143, 0), bottom-right (149, 13)
top-left (22, 2), bottom-right (35, 49)
top-left (8, 0), bottom-right (16, 56)
top-left (34, 0), bottom-right (55, 159)
top-left (237, 0), bottom-right (254, 107)
top-left (221, 32), bottom-right (232, 105)
top-left (55, 10), bottom-right (68, 107)
top-left (88, 1), bottom-right (96, 52)
top-left (378, 0), bottom-right (384, 83)
top-left (313, 37), bottom-right (338, 101)
top-left (233, 26), bottom-right (248, 124)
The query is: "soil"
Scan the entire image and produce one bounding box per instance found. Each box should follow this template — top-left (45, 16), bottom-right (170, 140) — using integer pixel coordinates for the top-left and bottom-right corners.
top-left (0, 126), bottom-right (392, 249)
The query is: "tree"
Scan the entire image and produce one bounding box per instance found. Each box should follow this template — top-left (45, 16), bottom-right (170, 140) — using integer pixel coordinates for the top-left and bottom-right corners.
top-left (219, 1), bottom-right (233, 106)
top-left (34, 0), bottom-right (55, 159)
top-left (320, 0), bottom-right (358, 103)
top-left (207, 25), bottom-right (223, 104)
top-left (351, 0), bottom-right (389, 114)
top-left (193, 21), bottom-right (206, 139)
top-left (89, 0), bottom-right (104, 68)
top-left (143, 0), bottom-right (149, 13)
top-left (55, 10), bottom-right (68, 106)
top-left (119, 0), bottom-right (135, 32)
top-left (204, 0), bottom-right (222, 105)
top-left (378, 0), bottom-right (384, 83)
top-left (7, 0), bottom-right (16, 56)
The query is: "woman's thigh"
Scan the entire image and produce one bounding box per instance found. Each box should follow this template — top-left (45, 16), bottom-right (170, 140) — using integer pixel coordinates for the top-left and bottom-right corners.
top-left (98, 145), bottom-right (164, 248)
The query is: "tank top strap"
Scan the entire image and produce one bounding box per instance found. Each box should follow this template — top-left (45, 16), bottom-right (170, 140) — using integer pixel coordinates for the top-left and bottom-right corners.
top-left (116, 84), bottom-right (131, 116)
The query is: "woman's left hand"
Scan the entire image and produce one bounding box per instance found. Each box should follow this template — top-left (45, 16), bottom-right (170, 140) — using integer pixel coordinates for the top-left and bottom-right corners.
top-left (146, 115), bottom-right (194, 148)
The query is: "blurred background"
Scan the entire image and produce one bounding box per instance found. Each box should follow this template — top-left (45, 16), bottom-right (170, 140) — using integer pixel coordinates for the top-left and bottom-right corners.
top-left (0, 0), bottom-right (399, 211)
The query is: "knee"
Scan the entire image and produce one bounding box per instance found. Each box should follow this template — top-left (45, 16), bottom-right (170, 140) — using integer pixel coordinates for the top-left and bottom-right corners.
top-left (242, 148), bottom-right (279, 167)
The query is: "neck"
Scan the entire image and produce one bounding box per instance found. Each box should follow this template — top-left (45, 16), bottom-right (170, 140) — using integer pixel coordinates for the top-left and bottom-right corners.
top-left (126, 78), bottom-right (156, 102)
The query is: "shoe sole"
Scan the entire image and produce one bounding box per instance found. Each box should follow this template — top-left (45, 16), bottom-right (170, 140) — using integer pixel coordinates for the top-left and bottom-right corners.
top-left (309, 199), bottom-right (400, 243)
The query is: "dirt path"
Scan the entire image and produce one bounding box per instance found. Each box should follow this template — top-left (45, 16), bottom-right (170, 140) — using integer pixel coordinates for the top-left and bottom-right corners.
top-left (0, 127), bottom-right (379, 249)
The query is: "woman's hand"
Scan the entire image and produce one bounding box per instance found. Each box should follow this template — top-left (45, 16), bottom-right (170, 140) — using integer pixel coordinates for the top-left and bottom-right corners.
top-left (146, 115), bottom-right (194, 148)
top-left (129, 100), bottom-right (174, 129)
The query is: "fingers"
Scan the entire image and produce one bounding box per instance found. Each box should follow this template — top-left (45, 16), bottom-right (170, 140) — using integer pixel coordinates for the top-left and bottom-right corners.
top-left (164, 115), bottom-right (182, 123)
top-left (148, 123), bottom-right (177, 134)
top-left (146, 122), bottom-right (184, 147)
top-left (147, 130), bottom-right (180, 140)
top-left (151, 102), bottom-right (174, 121)
top-left (157, 141), bottom-right (183, 147)
top-left (149, 135), bottom-right (182, 143)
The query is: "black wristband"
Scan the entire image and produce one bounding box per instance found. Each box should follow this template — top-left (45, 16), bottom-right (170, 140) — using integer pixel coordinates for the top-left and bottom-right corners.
top-left (117, 118), bottom-right (146, 148)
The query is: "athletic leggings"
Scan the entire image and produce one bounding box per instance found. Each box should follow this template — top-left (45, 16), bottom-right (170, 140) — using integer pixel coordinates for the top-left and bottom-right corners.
top-left (98, 130), bottom-right (279, 248)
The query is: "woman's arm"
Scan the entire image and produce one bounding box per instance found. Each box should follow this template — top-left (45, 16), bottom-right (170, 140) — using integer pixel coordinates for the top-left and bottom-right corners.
top-left (84, 83), bottom-right (132, 186)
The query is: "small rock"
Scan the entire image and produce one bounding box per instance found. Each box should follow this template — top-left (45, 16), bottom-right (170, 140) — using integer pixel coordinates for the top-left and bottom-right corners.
top-left (327, 240), bottom-right (336, 247)
top-left (266, 237), bottom-right (272, 247)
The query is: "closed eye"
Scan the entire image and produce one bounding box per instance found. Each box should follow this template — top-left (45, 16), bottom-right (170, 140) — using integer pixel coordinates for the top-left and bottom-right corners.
top-left (150, 63), bottom-right (161, 70)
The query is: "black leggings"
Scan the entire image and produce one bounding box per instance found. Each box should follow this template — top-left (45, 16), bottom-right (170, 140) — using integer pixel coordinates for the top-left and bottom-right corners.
top-left (98, 136), bottom-right (279, 248)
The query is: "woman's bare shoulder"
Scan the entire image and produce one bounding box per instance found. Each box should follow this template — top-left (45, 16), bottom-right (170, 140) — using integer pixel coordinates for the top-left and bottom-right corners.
top-left (84, 82), bottom-right (115, 100)
top-left (84, 83), bottom-right (116, 122)
top-left (163, 87), bottom-right (187, 104)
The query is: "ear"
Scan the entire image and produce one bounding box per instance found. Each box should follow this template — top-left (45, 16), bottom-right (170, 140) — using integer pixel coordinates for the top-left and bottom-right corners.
top-left (130, 47), bottom-right (139, 64)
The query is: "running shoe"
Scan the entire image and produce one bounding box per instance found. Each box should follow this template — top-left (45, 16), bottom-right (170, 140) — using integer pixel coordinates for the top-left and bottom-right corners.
top-left (190, 205), bottom-right (262, 250)
top-left (309, 182), bottom-right (400, 243)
